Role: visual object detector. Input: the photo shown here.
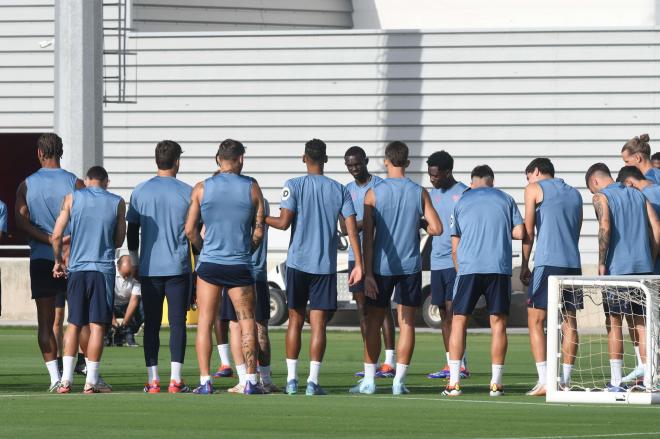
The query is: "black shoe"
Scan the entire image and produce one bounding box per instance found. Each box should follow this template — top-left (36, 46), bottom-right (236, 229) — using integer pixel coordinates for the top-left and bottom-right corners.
top-left (125, 332), bottom-right (138, 347)
top-left (74, 361), bottom-right (87, 376)
top-left (57, 357), bottom-right (63, 376)
top-left (113, 332), bottom-right (125, 347)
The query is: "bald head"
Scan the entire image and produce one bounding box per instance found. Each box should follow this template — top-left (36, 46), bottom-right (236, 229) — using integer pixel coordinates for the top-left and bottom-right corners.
top-left (117, 255), bottom-right (132, 278)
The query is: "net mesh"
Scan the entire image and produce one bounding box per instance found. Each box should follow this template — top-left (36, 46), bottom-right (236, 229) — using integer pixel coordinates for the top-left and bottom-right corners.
top-left (553, 277), bottom-right (660, 393)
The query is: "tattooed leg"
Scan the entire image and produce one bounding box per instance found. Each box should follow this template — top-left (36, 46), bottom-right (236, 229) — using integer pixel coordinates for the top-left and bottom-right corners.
top-left (229, 285), bottom-right (257, 374)
top-left (257, 321), bottom-right (271, 367)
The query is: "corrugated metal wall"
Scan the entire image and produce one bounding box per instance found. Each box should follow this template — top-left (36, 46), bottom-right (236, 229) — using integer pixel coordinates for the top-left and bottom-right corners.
top-left (2, 1), bottom-right (659, 259)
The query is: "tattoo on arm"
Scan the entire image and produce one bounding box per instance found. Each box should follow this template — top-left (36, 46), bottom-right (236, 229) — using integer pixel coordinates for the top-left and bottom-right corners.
top-left (594, 194), bottom-right (610, 267)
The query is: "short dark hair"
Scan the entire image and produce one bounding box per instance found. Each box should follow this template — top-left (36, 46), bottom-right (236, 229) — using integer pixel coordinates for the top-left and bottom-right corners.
top-left (86, 165), bottom-right (108, 181)
top-left (305, 138), bottom-right (327, 162)
top-left (471, 164), bottom-right (494, 180)
top-left (384, 141), bottom-right (409, 167)
top-left (217, 139), bottom-right (245, 161)
top-left (344, 145), bottom-right (366, 160)
top-left (525, 158), bottom-right (555, 177)
top-left (155, 140), bottom-right (182, 170)
top-left (616, 165), bottom-right (645, 183)
top-left (621, 133), bottom-right (651, 158)
top-left (37, 133), bottom-right (63, 159)
top-left (426, 150), bottom-right (453, 171)
top-left (585, 162), bottom-right (611, 186)
top-left (652, 152), bottom-right (660, 162)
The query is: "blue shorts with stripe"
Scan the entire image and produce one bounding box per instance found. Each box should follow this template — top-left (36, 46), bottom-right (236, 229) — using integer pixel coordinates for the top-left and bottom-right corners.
top-left (528, 266), bottom-right (582, 311)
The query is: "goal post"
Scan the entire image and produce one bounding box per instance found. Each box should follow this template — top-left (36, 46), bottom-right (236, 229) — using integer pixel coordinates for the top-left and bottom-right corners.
top-left (546, 275), bottom-right (660, 405)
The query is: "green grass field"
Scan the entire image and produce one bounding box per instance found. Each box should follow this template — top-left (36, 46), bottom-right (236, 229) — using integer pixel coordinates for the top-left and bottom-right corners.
top-left (0, 327), bottom-right (658, 439)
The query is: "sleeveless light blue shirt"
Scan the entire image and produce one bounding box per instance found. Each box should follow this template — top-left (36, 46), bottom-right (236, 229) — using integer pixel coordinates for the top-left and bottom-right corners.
top-left (199, 173), bottom-right (254, 266)
top-left (346, 175), bottom-right (383, 261)
top-left (68, 187), bottom-right (121, 275)
top-left (126, 176), bottom-right (193, 276)
top-left (600, 183), bottom-right (653, 275)
top-left (645, 167), bottom-right (660, 185)
top-left (534, 178), bottom-right (582, 269)
top-left (26, 168), bottom-right (77, 260)
top-left (373, 177), bottom-right (423, 276)
top-left (251, 199), bottom-right (269, 282)
top-left (642, 184), bottom-right (660, 274)
top-left (430, 182), bottom-right (468, 270)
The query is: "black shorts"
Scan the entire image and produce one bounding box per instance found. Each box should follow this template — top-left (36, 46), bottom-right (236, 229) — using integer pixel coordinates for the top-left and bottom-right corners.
top-left (348, 260), bottom-right (364, 294)
top-left (431, 268), bottom-right (457, 307)
top-left (221, 281), bottom-right (270, 322)
top-left (367, 272), bottom-right (422, 309)
top-left (197, 262), bottom-right (253, 288)
top-left (528, 266), bottom-right (583, 311)
top-left (286, 267), bottom-right (337, 311)
top-left (453, 273), bottom-right (511, 316)
top-left (30, 259), bottom-right (67, 300)
top-left (602, 273), bottom-right (651, 316)
top-left (67, 271), bottom-right (114, 326)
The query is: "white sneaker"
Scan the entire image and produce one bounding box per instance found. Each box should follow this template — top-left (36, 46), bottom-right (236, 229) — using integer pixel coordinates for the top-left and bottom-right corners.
top-left (622, 365), bottom-right (645, 383)
top-left (48, 381), bottom-right (61, 393)
top-left (489, 383), bottom-right (504, 397)
top-left (525, 383), bottom-right (546, 396)
top-left (228, 383), bottom-right (245, 393)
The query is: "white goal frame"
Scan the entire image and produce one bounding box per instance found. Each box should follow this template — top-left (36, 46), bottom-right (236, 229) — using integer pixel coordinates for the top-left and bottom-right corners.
top-left (546, 275), bottom-right (660, 405)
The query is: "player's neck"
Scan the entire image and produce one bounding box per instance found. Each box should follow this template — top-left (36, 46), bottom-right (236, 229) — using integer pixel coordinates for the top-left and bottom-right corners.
top-left (639, 161), bottom-right (653, 175)
top-left (355, 173), bottom-right (372, 186)
top-left (40, 159), bottom-right (60, 169)
top-left (306, 163), bottom-right (324, 175)
top-left (156, 168), bottom-right (177, 178)
top-left (386, 167), bottom-right (405, 179)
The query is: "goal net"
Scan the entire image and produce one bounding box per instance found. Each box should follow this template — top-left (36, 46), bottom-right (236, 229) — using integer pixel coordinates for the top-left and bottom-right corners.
top-left (546, 276), bottom-right (660, 404)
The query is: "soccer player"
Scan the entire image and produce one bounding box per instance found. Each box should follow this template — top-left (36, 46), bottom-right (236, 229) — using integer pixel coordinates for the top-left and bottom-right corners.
top-left (14, 133), bottom-right (84, 391)
top-left (127, 140), bottom-right (193, 394)
top-left (185, 139), bottom-right (265, 395)
top-left (266, 138), bottom-right (363, 396)
top-left (341, 146), bottom-right (396, 378)
top-left (519, 158), bottom-right (582, 396)
top-left (52, 166), bottom-right (126, 394)
top-left (585, 163), bottom-right (660, 391)
top-left (424, 150), bottom-right (470, 380)
top-left (443, 165), bottom-right (524, 397)
top-left (652, 152), bottom-right (660, 170)
top-left (354, 141), bottom-right (442, 395)
top-left (621, 134), bottom-right (660, 184)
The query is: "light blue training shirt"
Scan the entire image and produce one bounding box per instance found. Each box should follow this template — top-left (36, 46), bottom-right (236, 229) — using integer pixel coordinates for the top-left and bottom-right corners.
top-left (430, 182), bottom-right (468, 271)
top-left (346, 175), bottom-right (383, 262)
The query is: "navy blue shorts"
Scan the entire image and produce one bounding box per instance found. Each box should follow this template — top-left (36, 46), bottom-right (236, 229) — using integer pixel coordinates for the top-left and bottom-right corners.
top-left (368, 272), bottom-right (422, 309)
top-left (55, 290), bottom-right (66, 308)
top-left (221, 281), bottom-right (270, 322)
top-left (197, 262), bottom-right (253, 288)
top-left (66, 271), bottom-right (114, 326)
top-left (286, 267), bottom-right (337, 311)
top-left (602, 273), bottom-right (651, 316)
top-left (453, 273), bottom-right (511, 316)
top-left (348, 260), bottom-right (364, 294)
top-left (528, 266), bottom-right (583, 311)
top-left (30, 259), bottom-right (67, 300)
top-left (431, 268), bottom-right (457, 307)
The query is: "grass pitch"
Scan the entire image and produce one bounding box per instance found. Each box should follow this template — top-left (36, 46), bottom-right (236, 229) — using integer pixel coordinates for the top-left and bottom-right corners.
top-left (0, 327), bottom-right (658, 439)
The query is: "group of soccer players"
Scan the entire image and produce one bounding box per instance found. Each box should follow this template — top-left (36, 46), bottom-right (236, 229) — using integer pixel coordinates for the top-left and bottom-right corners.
top-left (11, 131), bottom-right (660, 396)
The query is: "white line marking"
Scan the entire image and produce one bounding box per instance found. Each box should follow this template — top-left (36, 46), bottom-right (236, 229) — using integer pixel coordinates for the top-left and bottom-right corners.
top-left (473, 433), bottom-right (660, 439)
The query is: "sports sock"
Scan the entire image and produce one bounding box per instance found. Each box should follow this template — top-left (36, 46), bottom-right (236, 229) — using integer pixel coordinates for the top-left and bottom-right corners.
top-left (76, 352), bottom-right (85, 365)
top-left (147, 365), bottom-right (159, 383)
top-left (170, 362), bottom-right (182, 383)
top-left (258, 365), bottom-right (272, 385)
top-left (448, 359), bottom-right (461, 386)
top-left (199, 375), bottom-right (211, 385)
top-left (308, 361), bottom-right (321, 385)
top-left (45, 360), bottom-right (60, 385)
top-left (384, 350), bottom-right (395, 367)
top-left (363, 363), bottom-right (376, 385)
top-left (462, 352), bottom-right (468, 369)
top-left (286, 358), bottom-right (298, 382)
top-left (634, 346), bottom-right (642, 368)
top-left (445, 352), bottom-right (450, 366)
top-left (246, 374), bottom-right (257, 385)
top-left (535, 361), bottom-right (547, 385)
top-left (610, 359), bottom-right (623, 387)
top-left (393, 363), bottom-right (408, 386)
top-left (86, 361), bottom-right (99, 386)
top-left (236, 363), bottom-right (247, 386)
top-left (491, 364), bottom-right (504, 386)
top-left (562, 363), bottom-right (573, 385)
top-left (62, 356), bottom-right (75, 383)
top-left (217, 344), bottom-right (231, 366)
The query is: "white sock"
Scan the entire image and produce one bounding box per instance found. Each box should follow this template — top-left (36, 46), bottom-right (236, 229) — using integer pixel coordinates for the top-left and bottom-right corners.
top-left (308, 361), bottom-right (321, 384)
top-left (393, 363), bottom-right (408, 386)
top-left (147, 365), bottom-right (159, 383)
top-left (610, 359), bottom-right (623, 387)
top-left (218, 344), bottom-right (231, 366)
top-left (246, 373), bottom-right (257, 385)
top-left (445, 352), bottom-right (450, 365)
top-left (286, 358), bottom-right (298, 382)
top-left (462, 352), bottom-right (468, 369)
top-left (236, 363), bottom-right (247, 386)
top-left (86, 361), bottom-right (99, 386)
top-left (562, 363), bottom-right (573, 385)
top-left (258, 365), bottom-right (272, 385)
top-left (200, 375), bottom-right (211, 385)
top-left (448, 359), bottom-right (461, 386)
top-left (170, 362), bottom-right (182, 383)
top-left (384, 350), bottom-right (395, 367)
top-left (363, 363), bottom-right (377, 385)
top-left (634, 346), bottom-right (643, 368)
top-left (62, 356), bottom-right (75, 383)
top-left (45, 360), bottom-right (60, 385)
top-left (491, 364), bottom-right (504, 386)
top-left (536, 361), bottom-right (547, 385)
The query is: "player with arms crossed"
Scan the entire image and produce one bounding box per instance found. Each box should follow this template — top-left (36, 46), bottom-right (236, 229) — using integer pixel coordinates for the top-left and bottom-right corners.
top-left (127, 140), bottom-right (193, 393)
top-left (267, 138), bottom-right (363, 396)
top-left (520, 158), bottom-right (582, 395)
top-left (621, 134), bottom-right (660, 184)
top-left (52, 166), bottom-right (125, 394)
top-left (585, 163), bottom-right (660, 392)
top-left (443, 165), bottom-right (524, 397)
top-left (186, 139), bottom-right (265, 395)
top-left (354, 141), bottom-right (442, 395)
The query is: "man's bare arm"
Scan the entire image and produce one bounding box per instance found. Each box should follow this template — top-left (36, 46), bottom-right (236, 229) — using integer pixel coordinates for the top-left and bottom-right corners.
top-left (114, 199), bottom-right (127, 249)
top-left (250, 181), bottom-right (265, 252)
top-left (512, 224), bottom-right (525, 241)
top-left (422, 190), bottom-right (443, 236)
top-left (15, 181), bottom-right (51, 245)
top-left (185, 182), bottom-right (204, 251)
top-left (451, 236), bottom-right (460, 272)
top-left (265, 208), bottom-right (295, 230)
top-left (593, 193), bottom-right (611, 274)
top-left (521, 183), bottom-right (539, 269)
top-left (122, 294), bottom-right (140, 326)
top-left (51, 194), bottom-right (72, 277)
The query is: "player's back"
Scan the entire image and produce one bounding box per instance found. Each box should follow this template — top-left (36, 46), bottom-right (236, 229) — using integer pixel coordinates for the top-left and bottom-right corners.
top-left (199, 173), bottom-right (254, 266)
top-left (534, 178), bottom-right (582, 269)
top-left (600, 182), bottom-right (653, 275)
top-left (26, 168), bottom-right (77, 260)
top-left (645, 167), bottom-right (660, 185)
top-left (372, 177), bottom-right (423, 276)
top-left (642, 184), bottom-right (660, 274)
top-left (127, 176), bottom-right (192, 276)
top-left (69, 187), bottom-right (121, 274)
top-left (452, 187), bottom-right (522, 275)
top-left (430, 182), bottom-right (468, 271)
